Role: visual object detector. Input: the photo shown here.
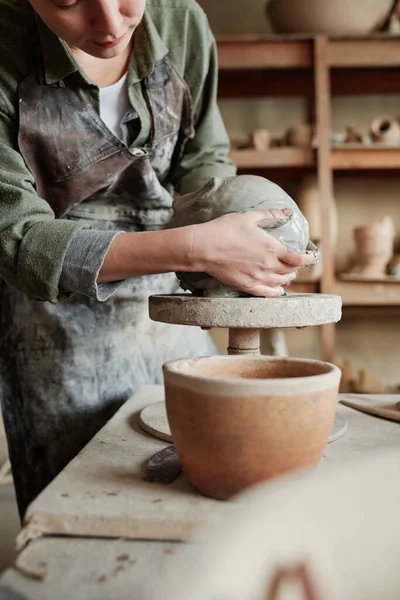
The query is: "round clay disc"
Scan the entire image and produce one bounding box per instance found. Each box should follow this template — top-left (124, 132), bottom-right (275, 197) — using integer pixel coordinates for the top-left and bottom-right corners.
top-left (328, 413), bottom-right (348, 443)
top-left (140, 401), bottom-right (347, 446)
top-left (139, 401), bottom-right (172, 443)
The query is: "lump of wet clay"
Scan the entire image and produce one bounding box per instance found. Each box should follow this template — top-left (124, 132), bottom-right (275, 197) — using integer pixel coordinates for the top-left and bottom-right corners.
top-left (167, 175), bottom-right (310, 297)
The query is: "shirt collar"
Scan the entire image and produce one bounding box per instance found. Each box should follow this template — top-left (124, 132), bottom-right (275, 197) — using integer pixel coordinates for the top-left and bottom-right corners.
top-left (129, 10), bottom-right (169, 82)
top-left (35, 9), bottom-right (169, 87)
top-left (34, 14), bottom-right (78, 85)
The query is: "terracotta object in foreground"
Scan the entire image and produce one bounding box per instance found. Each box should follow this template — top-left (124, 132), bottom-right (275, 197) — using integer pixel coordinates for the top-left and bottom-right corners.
top-left (163, 355), bottom-right (341, 500)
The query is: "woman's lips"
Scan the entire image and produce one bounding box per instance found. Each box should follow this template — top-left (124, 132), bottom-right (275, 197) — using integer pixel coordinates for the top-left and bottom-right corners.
top-left (93, 34), bottom-right (126, 49)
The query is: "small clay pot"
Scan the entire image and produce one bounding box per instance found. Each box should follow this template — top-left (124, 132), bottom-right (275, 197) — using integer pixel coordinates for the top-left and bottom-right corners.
top-left (284, 124), bottom-right (314, 148)
top-left (163, 356), bottom-right (341, 500)
top-left (370, 115), bottom-right (400, 146)
top-left (250, 129), bottom-right (272, 152)
top-left (345, 125), bottom-right (363, 144)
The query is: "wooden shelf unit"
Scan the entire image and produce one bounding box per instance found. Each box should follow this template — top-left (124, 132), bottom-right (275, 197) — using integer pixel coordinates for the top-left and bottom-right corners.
top-left (216, 34), bottom-right (400, 362)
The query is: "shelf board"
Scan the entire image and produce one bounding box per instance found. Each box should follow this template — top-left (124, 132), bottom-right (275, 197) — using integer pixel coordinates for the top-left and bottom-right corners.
top-left (332, 145), bottom-right (400, 169)
top-left (329, 38), bottom-right (400, 68)
top-left (216, 35), bottom-right (400, 70)
top-left (229, 148), bottom-right (315, 169)
top-left (230, 147), bottom-right (400, 171)
top-left (217, 38), bottom-right (313, 70)
top-left (333, 280), bottom-right (400, 306)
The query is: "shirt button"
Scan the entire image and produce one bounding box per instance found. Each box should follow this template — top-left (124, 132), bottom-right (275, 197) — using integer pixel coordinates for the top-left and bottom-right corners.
top-left (131, 148), bottom-right (146, 157)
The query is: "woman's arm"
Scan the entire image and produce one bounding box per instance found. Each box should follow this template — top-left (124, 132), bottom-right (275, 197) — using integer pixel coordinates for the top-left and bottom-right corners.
top-left (166, 8), bottom-right (237, 194)
top-left (99, 209), bottom-right (318, 298)
top-left (0, 98), bottom-right (93, 303)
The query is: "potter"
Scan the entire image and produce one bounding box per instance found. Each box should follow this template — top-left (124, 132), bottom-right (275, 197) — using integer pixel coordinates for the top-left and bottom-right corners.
top-left (167, 174), bottom-right (315, 296)
top-left (0, 0), bottom-right (318, 517)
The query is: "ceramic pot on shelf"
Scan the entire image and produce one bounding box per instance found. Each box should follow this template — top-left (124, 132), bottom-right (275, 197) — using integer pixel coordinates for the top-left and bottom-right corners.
top-left (370, 115), bottom-right (400, 146)
top-left (266, 0), bottom-right (393, 35)
top-left (284, 124), bottom-right (314, 149)
top-left (250, 129), bottom-right (272, 152)
top-left (347, 216), bottom-right (395, 279)
top-left (345, 125), bottom-right (363, 144)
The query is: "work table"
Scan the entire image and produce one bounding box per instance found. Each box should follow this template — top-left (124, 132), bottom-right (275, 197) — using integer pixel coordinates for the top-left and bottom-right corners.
top-left (0, 386), bottom-right (398, 599)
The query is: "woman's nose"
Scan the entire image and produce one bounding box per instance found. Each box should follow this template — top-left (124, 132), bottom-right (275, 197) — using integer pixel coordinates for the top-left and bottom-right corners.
top-left (92, 0), bottom-right (123, 37)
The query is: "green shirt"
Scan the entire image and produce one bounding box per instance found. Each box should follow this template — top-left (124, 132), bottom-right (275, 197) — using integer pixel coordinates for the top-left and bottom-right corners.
top-left (0, 0), bottom-right (235, 303)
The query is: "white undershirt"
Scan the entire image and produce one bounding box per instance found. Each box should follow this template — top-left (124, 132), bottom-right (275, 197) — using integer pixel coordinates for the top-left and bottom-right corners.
top-left (99, 73), bottom-right (130, 142)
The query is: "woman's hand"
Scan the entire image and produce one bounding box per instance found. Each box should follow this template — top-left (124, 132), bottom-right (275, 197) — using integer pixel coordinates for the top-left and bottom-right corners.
top-left (98, 208), bottom-right (318, 293)
top-left (189, 209), bottom-right (319, 298)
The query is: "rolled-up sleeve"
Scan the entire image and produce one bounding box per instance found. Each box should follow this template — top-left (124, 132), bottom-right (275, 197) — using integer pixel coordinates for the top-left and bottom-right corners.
top-left (59, 229), bottom-right (125, 301)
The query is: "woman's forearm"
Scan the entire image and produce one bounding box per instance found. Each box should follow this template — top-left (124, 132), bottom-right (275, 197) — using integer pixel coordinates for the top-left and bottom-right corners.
top-left (97, 210), bottom-right (319, 298)
top-left (97, 226), bottom-right (201, 283)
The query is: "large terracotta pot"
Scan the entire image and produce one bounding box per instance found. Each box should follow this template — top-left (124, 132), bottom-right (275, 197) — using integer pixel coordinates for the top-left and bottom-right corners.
top-left (266, 0), bottom-right (393, 35)
top-left (163, 355), bottom-right (341, 500)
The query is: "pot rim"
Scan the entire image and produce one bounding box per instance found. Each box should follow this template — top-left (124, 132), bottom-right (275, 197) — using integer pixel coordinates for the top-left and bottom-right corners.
top-left (163, 355), bottom-right (341, 397)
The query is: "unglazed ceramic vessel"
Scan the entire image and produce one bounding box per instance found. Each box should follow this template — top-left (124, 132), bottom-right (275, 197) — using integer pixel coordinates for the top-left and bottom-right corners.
top-left (347, 216), bottom-right (395, 279)
top-left (250, 129), bottom-right (271, 151)
top-left (266, 0), bottom-right (393, 35)
top-left (284, 124), bottom-right (314, 149)
top-left (167, 175), bottom-right (310, 296)
top-left (163, 355), bottom-right (341, 500)
top-left (370, 115), bottom-right (400, 146)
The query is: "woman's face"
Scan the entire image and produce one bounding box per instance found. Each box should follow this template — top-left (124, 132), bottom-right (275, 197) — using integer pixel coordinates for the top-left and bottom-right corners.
top-left (29, 0), bottom-right (146, 58)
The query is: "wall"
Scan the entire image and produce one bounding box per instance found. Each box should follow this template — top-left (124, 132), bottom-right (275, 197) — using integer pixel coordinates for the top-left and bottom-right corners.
top-left (200, 0), bottom-right (400, 387)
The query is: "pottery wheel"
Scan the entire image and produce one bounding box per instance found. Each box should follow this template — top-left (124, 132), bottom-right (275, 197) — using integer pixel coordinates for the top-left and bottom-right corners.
top-left (150, 293), bottom-right (342, 355)
top-left (149, 293), bottom-right (342, 330)
top-left (139, 401), bottom-right (346, 445)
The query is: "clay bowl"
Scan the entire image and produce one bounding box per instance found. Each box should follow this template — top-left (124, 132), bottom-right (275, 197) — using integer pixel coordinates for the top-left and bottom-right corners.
top-left (163, 356), bottom-right (341, 500)
top-left (266, 0), bottom-right (393, 35)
